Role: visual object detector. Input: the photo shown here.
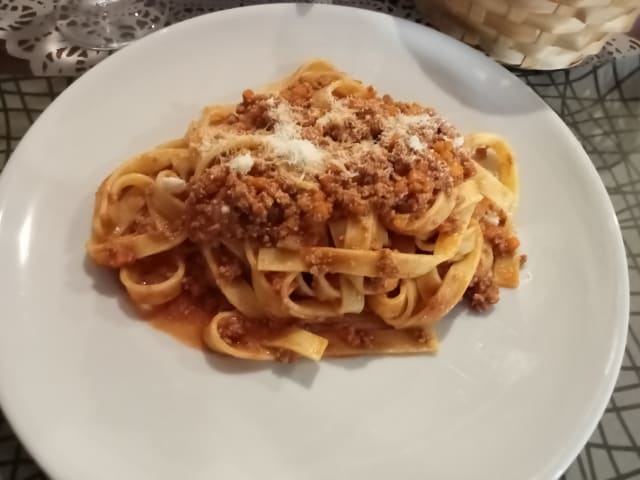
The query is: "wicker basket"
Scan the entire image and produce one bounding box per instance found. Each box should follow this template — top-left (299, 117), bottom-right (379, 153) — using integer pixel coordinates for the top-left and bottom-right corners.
top-left (414, 0), bottom-right (640, 69)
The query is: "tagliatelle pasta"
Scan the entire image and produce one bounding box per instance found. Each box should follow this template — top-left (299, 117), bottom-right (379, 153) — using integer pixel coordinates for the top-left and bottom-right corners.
top-left (86, 60), bottom-right (524, 362)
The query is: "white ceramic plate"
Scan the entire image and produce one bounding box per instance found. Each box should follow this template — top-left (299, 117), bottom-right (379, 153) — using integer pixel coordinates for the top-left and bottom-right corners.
top-left (0, 4), bottom-right (629, 480)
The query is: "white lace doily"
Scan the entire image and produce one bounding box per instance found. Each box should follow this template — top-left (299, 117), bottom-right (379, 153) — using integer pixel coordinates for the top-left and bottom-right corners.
top-left (0, 0), bottom-right (638, 76)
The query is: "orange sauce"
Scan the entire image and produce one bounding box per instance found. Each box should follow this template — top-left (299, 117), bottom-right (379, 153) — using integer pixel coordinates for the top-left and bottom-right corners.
top-left (141, 295), bottom-right (211, 350)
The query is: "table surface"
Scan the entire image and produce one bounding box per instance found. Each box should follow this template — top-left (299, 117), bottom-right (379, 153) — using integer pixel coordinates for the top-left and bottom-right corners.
top-left (1, 2), bottom-right (640, 480)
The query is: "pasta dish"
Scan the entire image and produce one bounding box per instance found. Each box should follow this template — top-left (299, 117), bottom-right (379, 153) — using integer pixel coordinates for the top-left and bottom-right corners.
top-left (87, 60), bottom-right (524, 362)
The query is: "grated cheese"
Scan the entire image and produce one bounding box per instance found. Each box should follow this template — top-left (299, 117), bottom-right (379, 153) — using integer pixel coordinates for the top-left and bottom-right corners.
top-left (228, 153), bottom-right (255, 174)
top-left (270, 101), bottom-right (301, 139)
top-left (407, 135), bottom-right (425, 152)
top-left (316, 98), bottom-right (354, 128)
top-left (484, 211), bottom-right (500, 226)
top-left (266, 137), bottom-right (325, 171)
top-left (381, 113), bottom-right (441, 146)
top-left (263, 99), bottom-right (326, 172)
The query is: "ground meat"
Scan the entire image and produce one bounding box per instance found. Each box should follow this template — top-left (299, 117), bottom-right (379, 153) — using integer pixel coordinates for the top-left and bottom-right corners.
top-left (185, 162), bottom-right (332, 246)
top-left (460, 149), bottom-right (476, 178)
top-left (219, 314), bottom-right (247, 344)
top-left (408, 327), bottom-right (431, 343)
top-left (467, 273), bottom-right (499, 311)
top-left (376, 249), bottom-right (400, 278)
top-left (482, 224), bottom-right (520, 255)
top-left (212, 246), bottom-right (243, 282)
top-left (185, 77), bottom-right (477, 249)
top-left (339, 325), bottom-right (374, 348)
top-left (317, 148), bottom-right (442, 219)
top-left (303, 249), bottom-right (337, 275)
top-left (234, 90), bottom-right (274, 130)
top-left (346, 95), bottom-right (402, 118)
top-left (281, 82), bottom-right (315, 107)
top-left (280, 77), bottom-right (337, 108)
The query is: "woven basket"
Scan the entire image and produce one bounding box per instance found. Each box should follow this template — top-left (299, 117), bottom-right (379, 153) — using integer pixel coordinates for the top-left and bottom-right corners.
top-left (414, 0), bottom-right (640, 69)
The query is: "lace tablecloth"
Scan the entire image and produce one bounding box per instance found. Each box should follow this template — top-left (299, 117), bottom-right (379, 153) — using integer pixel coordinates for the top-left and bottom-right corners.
top-left (1, 2), bottom-right (640, 479)
top-left (1, 0), bottom-right (639, 75)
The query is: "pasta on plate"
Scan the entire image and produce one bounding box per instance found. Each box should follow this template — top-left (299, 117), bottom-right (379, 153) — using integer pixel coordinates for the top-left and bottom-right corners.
top-left (87, 60), bottom-right (524, 362)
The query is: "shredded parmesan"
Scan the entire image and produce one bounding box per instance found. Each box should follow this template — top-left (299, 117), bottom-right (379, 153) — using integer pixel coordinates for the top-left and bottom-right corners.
top-left (228, 153), bottom-right (255, 174)
top-left (392, 113), bottom-right (440, 132)
top-left (157, 176), bottom-right (186, 194)
top-left (407, 135), bottom-right (425, 152)
top-left (381, 113), bottom-right (441, 146)
top-left (197, 130), bottom-right (235, 156)
top-left (316, 98), bottom-right (354, 128)
top-left (266, 137), bottom-right (325, 171)
top-left (270, 101), bottom-right (301, 139)
top-left (453, 136), bottom-right (465, 148)
top-left (263, 99), bottom-right (326, 172)
top-left (484, 211), bottom-right (500, 226)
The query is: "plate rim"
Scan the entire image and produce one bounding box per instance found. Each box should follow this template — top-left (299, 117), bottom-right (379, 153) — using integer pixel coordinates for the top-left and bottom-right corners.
top-left (0, 4), bottom-right (630, 480)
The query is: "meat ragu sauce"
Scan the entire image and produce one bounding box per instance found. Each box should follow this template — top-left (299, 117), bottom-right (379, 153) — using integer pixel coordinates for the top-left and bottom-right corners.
top-left (144, 296), bottom-right (309, 358)
top-left (124, 252), bottom-right (178, 284)
top-left (141, 295), bottom-right (212, 350)
top-left (127, 251), bottom-right (222, 350)
top-left (135, 77), bottom-right (521, 346)
top-left (134, 251), bottom-right (301, 352)
top-left (88, 61), bottom-right (524, 360)
top-left (184, 82), bottom-right (476, 248)
top-left (172, 81), bottom-right (487, 345)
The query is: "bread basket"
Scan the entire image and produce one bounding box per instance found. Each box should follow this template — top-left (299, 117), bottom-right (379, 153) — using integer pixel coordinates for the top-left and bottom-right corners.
top-left (414, 0), bottom-right (640, 69)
